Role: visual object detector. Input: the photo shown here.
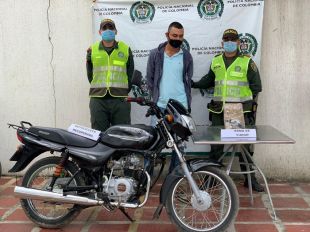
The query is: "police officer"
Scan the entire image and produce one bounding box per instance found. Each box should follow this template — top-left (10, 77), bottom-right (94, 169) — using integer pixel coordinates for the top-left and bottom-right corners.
top-left (192, 28), bottom-right (264, 192)
top-left (86, 19), bottom-right (134, 132)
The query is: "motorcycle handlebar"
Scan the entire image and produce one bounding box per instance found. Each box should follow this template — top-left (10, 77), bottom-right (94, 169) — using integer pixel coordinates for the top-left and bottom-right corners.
top-left (125, 97), bottom-right (145, 104)
top-left (125, 97), bottom-right (162, 118)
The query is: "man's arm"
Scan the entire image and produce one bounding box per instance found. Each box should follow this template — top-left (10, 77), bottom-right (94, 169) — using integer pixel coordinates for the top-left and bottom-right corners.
top-left (192, 65), bottom-right (215, 89)
top-left (86, 47), bottom-right (93, 83)
top-left (247, 59), bottom-right (262, 97)
top-left (127, 47), bottom-right (134, 91)
top-left (146, 50), bottom-right (155, 93)
top-left (187, 53), bottom-right (194, 81)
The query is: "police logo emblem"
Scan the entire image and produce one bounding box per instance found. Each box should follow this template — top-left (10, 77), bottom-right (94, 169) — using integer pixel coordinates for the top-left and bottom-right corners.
top-left (181, 39), bottom-right (190, 51)
top-left (239, 33), bottom-right (258, 56)
top-left (197, 0), bottom-right (224, 20)
top-left (118, 52), bottom-right (124, 58)
top-left (130, 1), bottom-right (155, 24)
top-left (235, 66), bottom-right (241, 72)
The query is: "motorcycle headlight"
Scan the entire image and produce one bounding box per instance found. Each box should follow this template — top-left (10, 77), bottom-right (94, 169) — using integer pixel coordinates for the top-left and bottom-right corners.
top-left (180, 115), bottom-right (196, 132)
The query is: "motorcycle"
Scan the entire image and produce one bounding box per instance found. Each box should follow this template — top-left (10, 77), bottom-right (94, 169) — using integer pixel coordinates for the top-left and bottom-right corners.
top-left (8, 71), bottom-right (239, 231)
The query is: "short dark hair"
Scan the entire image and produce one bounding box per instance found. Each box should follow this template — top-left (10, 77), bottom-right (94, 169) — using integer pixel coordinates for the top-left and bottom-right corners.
top-left (168, 22), bottom-right (183, 32)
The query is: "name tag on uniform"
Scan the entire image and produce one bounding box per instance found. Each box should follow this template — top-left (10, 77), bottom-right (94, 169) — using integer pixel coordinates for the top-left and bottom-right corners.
top-left (68, 124), bottom-right (101, 141)
top-left (221, 129), bottom-right (256, 139)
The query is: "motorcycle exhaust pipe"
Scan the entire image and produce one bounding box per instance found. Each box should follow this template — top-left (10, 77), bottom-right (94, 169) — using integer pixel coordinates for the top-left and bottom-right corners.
top-left (14, 186), bottom-right (104, 206)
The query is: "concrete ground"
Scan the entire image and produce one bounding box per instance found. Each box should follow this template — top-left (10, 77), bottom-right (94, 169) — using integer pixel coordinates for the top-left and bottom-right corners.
top-left (0, 176), bottom-right (310, 232)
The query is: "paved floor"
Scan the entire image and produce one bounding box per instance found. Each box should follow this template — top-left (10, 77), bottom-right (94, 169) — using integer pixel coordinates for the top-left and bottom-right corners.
top-left (0, 176), bottom-right (310, 232)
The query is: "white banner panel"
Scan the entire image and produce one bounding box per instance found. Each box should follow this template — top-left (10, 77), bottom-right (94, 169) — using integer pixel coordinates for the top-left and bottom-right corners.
top-left (91, 0), bottom-right (264, 152)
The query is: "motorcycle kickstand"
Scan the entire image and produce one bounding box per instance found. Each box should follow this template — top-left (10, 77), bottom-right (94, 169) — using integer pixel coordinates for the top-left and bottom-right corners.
top-left (119, 207), bottom-right (135, 222)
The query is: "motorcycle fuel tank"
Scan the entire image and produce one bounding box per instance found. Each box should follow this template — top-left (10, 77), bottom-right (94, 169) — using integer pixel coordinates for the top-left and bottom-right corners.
top-left (100, 124), bottom-right (158, 150)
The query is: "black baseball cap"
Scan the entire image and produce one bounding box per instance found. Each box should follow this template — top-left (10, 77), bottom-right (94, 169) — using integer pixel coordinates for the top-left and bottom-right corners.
top-left (100, 18), bottom-right (116, 30)
top-left (222, 28), bottom-right (239, 40)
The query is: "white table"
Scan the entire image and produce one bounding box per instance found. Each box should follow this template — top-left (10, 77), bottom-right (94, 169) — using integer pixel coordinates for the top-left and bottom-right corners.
top-left (191, 125), bottom-right (295, 220)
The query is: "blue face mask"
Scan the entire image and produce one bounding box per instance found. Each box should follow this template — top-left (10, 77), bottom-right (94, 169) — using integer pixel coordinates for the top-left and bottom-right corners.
top-left (223, 41), bottom-right (238, 53)
top-left (101, 30), bottom-right (115, 42)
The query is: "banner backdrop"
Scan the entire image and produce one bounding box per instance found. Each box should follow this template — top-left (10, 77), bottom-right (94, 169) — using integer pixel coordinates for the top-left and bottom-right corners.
top-left (92, 0), bottom-right (264, 152)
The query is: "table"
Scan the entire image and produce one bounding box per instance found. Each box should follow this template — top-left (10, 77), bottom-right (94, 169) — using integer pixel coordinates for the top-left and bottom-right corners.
top-left (191, 125), bottom-right (295, 220)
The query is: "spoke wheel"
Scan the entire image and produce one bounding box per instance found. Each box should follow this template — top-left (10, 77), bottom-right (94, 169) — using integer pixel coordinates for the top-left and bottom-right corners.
top-left (166, 166), bottom-right (239, 232)
top-left (20, 156), bottom-right (84, 228)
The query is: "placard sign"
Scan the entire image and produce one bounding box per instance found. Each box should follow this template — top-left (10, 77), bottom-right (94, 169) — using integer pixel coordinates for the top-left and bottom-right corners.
top-left (221, 129), bottom-right (257, 139)
top-left (68, 124), bottom-right (101, 141)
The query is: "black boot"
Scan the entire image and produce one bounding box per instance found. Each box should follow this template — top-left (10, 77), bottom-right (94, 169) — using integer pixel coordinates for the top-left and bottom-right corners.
top-left (244, 175), bottom-right (264, 192)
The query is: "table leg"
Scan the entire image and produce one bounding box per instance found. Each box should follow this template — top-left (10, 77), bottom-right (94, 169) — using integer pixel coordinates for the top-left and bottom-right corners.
top-left (240, 146), bottom-right (277, 220)
top-left (225, 145), bottom-right (237, 175)
top-left (240, 146), bottom-right (254, 206)
top-left (218, 144), bottom-right (234, 163)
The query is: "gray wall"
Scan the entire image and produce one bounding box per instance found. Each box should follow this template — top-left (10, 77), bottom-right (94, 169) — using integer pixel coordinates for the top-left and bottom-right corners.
top-left (0, 0), bottom-right (309, 180)
top-left (256, 0), bottom-right (310, 180)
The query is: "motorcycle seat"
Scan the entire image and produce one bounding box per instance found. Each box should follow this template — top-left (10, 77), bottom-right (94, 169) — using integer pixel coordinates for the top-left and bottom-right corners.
top-left (28, 126), bottom-right (98, 148)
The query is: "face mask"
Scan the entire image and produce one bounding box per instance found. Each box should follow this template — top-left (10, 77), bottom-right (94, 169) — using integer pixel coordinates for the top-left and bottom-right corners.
top-left (223, 41), bottom-right (238, 53)
top-left (168, 39), bottom-right (183, 48)
top-left (101, 30), bottom-right (115, 42)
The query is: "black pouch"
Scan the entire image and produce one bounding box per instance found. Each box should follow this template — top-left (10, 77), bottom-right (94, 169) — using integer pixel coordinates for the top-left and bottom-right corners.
top-left (207, 100), bottom-right (223, 112)
top-left (243, 100), bottom-right (258, 125)
top-left (252, 101), bottom-right (258, 113)
top-left (207, 100), bottom-right (223, 121)
top-left (242, 100), bottom-right (255, 112)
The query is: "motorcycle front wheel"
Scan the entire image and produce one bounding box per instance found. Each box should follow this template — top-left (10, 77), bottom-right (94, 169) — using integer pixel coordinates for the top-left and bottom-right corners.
top-left (166, 166), bottom-right (239, 232)
top-left (20, 156), bottom-right (85, 228)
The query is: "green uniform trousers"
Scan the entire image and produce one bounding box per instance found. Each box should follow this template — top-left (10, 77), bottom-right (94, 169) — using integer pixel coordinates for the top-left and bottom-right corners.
top-left (89, 97), bottom-right (131, 132)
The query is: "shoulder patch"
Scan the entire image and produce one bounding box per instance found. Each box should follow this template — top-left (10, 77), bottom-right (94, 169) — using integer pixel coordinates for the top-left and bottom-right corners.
top-left (242, 54), bottom-right (251, 58)
top-left (250, 61), bottom-right (258, 72)
top-left (215, 53), bottom-right (223, 57)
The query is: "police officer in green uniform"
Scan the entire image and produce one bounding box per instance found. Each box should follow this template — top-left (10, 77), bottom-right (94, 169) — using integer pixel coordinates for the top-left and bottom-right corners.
top-left (86, 19), bottom-right (134, 132)
top-left (192, 29), bottom-right (264, 192)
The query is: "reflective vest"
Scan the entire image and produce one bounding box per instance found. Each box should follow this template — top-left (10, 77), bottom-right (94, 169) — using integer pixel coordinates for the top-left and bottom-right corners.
top-left (90, 41), bottom-right (129, 97)
top-left (210, 54), bottom-right (253, 113)
top-left (211, 55), bottom-right (252, 102)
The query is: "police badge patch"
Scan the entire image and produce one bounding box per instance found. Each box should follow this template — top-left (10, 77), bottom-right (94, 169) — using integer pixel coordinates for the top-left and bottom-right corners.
top-left (235, 66), bottom-right (241, 72)
top-left (118, 52), bottom-right (124, 58)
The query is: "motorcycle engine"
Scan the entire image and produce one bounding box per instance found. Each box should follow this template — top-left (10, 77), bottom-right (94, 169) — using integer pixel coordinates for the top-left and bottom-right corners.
top-left (105, 177), bottom-right (137, 202)
top-left (103, 154), bottom-right (144, 203)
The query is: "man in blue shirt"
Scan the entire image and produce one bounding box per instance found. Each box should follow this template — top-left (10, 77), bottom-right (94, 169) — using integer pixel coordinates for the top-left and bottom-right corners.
top-left (146, 22), bottom-right (193, 172)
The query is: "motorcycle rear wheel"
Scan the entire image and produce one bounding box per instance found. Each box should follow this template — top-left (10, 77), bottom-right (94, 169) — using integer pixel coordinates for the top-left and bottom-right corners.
top-left (20, 156), bottom-right (85, 228)
top-left (166, 166), bottom-right (239, 232)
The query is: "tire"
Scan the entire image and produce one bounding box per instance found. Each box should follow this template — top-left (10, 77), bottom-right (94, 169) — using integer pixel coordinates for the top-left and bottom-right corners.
top-left (20, 156), bottom-right (85, 228)
top-left (166, 166), bottom-right (239, 232)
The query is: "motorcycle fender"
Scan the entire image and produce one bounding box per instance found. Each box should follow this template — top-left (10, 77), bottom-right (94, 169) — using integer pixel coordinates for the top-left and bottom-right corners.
top-left (159, 159), bottom-right (222, 205)
top-left (9, 144), bottom-right (48, 172)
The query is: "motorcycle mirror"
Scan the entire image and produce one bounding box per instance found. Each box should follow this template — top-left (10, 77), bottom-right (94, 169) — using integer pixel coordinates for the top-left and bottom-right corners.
top-left (131, 70), bottom-right (143, 87)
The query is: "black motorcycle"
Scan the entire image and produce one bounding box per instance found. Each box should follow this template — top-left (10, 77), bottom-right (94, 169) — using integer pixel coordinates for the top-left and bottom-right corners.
top-left (8, 71), bottom-right (238, 232)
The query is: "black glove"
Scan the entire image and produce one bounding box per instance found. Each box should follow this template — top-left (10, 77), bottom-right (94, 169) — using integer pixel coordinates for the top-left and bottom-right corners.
top-left (145, 107), bottom-right (155, 117)
top-left (190, 80), bottom-right (195, 88)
